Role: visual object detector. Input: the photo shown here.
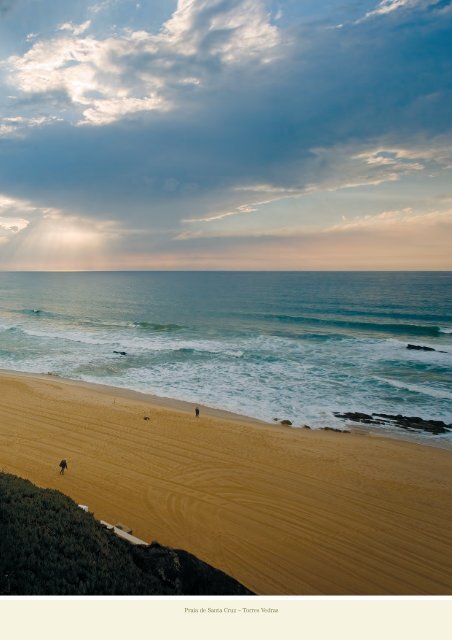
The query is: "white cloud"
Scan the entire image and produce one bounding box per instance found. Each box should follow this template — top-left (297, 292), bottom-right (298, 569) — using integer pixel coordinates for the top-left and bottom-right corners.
top-left (0, 193), bottom-right (39, 215)
top-left (351, 147), bottom-right (425, 173)
top-left (185, 142), bottom-right (449, 226)
top-left (301, 142), bottom-right (452, 195)
top-left (0, 115), bottom-right (63, 137)
top-left (0, 194), bottom-right (36, 238)
top-left (58, 20), bottom-right (92, 36)
top-left (367, 0), bottom-right (416, 17)
top-left (89, 0), bottom-right (117, 15)
top-left (363, 0), bottom-right (440, 20)
top-left (80, 95), bottom-right (170, 125)
top-left (7, 36), bottom-right (114, 100)
top-left (0, 216), bottom-right (29, 235)
top-left (176, 206), bottom-right (452, 245)
top-left (3, 0), bottom-right (281, 126)
top-left (299, 143), bottom-right (444, 190)
top-left (234, 184), bottom-right (303, 195)
top-left (162, 0), bottom-right (280, 63)
top-left (0, 124), bottom-right (17, 137)
top-left (0, 192), bottom-right (125, 269)
top-left (184, 200), bottom-right (272, 223)
top-left (326, 207), bottom-right (452, 231)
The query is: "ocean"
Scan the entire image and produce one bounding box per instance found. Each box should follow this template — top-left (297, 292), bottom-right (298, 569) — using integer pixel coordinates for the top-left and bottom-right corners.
top-left (0, 271), bottom-right (451, 446)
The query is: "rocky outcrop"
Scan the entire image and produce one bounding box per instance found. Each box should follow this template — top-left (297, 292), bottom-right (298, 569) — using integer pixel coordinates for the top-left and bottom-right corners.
top-left (334, 412), bottom-right (384, 425)
top-left (407, 344), bottom-right (436, 351)
top-left (280, 419), bottom-right (292, 425)
top-left (334, 412), bottom-right (451, 435)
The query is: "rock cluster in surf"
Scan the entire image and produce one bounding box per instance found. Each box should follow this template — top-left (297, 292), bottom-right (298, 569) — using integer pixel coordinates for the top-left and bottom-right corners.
top-left (334, 412), bottom-right (451, 435)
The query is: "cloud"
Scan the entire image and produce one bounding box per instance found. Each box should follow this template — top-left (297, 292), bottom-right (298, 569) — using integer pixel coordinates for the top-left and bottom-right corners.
top-left (0, 1), bottom-right (450, 269)
top-left (184, 199), bottom-right (276, 223)
top-left (4, 0), bottom-right (280, 125)
top-left (0, 193), bottom-right (39, 241)
top-left (0, 193), bottom-right (122, 270)
top-left (173, 207), bottom-right (452, 270)
top-left (0, 123), bottom-right (16, 137)
top-left (366, 0), bottom-right (425, 17)
top-left (359, 0), bottom-right (448, 21)
top-left (0, 215), bottom-right (29, 236)
top-left (326, 207), bottom-right (452, 231)
top-left (0, 193), bottom-right (39, 217)
top-left (0, 115), bottom-right (63, 137)
top-left (182, 141), bottom-right (452, 225)
top-left (297, 144), bottom-right (432, 190)
top-left (162, 0), bottom-right (280, 63)
top-left (58, 20), bottom-right (92, 35)
top-left (178, 205), bottom-right (452, 238)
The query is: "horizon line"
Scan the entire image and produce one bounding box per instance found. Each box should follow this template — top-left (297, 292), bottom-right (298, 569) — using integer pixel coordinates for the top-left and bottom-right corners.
top-left (0, 269), bottom-right (451, 274)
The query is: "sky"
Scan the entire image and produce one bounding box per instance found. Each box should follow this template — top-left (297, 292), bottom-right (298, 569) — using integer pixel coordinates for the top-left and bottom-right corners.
top-left (0, 0), bottom-right (451, 270)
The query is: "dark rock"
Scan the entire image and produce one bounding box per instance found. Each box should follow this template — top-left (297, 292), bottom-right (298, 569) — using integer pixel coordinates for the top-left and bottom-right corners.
top-left (113, 351), bottom-right (127, 356)
top-left (143, 416), bottom-right (150, 421)
top-left (372, 414), bottom-right (451, 435)
top-left (334, 412), bottom-right (383, 425)
top-left (334, 411), bottom-right (451, 435)
top-left (302, 425), bottom-right (311, 430)
top-left (322, 427), bottom-right (350, 433)
top-left (280, 419), bottom-right (292, 426)
top-left (273, 418), bottom-right (279, 422)
top-left (407, 344), bottom-right (435, 351)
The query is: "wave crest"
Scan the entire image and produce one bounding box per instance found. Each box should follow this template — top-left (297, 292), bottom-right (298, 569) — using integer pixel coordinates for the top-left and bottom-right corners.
top-left (131, 322), bottom-right (185, 332)
top-left (269, 314), bottom-right (443, 337)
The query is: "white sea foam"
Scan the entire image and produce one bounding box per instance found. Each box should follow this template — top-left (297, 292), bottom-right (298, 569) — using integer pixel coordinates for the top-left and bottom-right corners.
top-left (374, 376), bottom-right (452, 401)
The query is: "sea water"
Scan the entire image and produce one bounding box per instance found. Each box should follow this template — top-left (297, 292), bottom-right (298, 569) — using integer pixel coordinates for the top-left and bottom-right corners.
top-left (0, 271), bottom-right (451, 445)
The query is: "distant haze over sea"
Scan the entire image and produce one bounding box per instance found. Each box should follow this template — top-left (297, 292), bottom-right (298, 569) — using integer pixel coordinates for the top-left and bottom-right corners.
top-left (0, 271), bottom-right (451, 446)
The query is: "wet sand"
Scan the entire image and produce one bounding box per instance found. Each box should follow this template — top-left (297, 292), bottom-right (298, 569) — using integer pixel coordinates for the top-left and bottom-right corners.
top-left (0, 371), bottom-right (451, 595)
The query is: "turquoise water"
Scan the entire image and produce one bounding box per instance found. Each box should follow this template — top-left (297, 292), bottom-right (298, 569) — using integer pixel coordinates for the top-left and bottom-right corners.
top-left (0, 271), bottom-right (451, 444)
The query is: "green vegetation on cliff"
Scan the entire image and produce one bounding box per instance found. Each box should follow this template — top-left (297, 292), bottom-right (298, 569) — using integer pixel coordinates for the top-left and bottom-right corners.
top-left (0, 472), bottom-right (252, 596)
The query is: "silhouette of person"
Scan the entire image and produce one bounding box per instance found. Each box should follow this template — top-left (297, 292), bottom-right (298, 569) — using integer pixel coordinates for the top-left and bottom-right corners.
top-left (195, 407), bottom-right (200, 417)
top-left (59, 459), bottom-right (68, 475)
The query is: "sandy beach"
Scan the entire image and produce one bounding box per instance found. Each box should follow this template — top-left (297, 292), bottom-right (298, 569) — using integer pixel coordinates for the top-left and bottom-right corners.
top-left (0, 370), bottom-right (451, 595)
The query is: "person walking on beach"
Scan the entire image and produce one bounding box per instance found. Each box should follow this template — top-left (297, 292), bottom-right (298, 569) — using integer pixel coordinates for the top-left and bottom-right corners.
top-left (195, 407), bottom-right (200, 417)
top-left (59, 459), bottom-right (68, 475)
